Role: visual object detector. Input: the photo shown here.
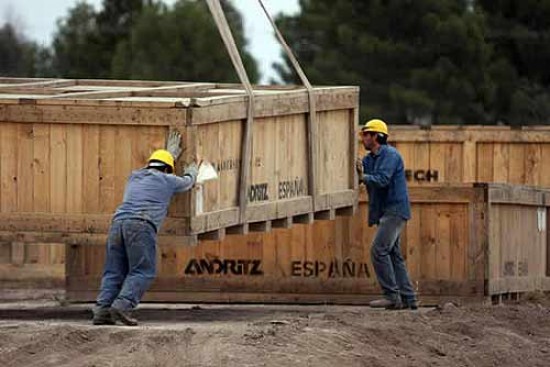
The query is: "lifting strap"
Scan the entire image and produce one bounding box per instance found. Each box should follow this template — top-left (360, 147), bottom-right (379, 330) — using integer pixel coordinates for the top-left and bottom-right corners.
top-left (205, 0), bottom-right (318, 222)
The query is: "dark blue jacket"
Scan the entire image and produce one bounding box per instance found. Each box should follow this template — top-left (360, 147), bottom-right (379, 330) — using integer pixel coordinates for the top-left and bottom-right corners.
top-left (362, 145), bottom-right (411, 226)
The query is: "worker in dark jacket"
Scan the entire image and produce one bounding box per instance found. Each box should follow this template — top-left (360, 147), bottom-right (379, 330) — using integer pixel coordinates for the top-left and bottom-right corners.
top-left (92, 131), bottom-right (198, 326)
top-left (357, 119), bottom-right (417, 310)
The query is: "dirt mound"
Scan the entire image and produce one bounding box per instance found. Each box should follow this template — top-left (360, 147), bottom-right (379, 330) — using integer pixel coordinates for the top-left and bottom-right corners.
top-left (1, 302), bottom-right (550, 367)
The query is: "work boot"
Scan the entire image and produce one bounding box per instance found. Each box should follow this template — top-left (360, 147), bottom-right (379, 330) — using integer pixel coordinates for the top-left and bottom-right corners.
top-left (403, 300), bottom-right (419, 310)
top-left (369, 298), bottom-right (395, 308)
top-left (110, 307), bottom-right (139, 326)
top-left (92, 307), bottom-right (115, 325)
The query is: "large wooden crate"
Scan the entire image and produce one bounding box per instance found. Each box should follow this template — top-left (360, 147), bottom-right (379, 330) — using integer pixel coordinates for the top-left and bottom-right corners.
top-left (373, 125), bottom-right (550, 187)
top-left (66, 183), bottom-right (550, 304)
top-left (0, 77), bottom-right (359, 289)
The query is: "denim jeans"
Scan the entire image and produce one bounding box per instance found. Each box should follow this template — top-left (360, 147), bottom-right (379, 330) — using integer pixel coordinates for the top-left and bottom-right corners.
top-left (95, 219), bottom-right (157, 311)
top-left (371, 214), bottom-right (416, 304)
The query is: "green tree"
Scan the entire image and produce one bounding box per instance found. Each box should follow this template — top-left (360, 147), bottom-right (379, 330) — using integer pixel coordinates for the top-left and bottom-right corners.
top-left (479, 0), bottom-right (550, 124)
top-left (275, 0), bottom-right (493, 125)
top-left (51, 0), bottom-right (145, 78)
top-left (0, 23), bottom-right (47, 77)
top-left (50, 0), bottom-right (258, 82)
top-left (51, 2), bottom-right (102, 78)
top-left (111, 0), bottom-right (258, 82)
top-left (95, 0), bottom-right (145, 77)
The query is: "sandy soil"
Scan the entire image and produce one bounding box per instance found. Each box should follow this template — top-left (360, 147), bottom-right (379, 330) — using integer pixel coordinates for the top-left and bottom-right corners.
top-left (1, 299), bottom-right (550, 367)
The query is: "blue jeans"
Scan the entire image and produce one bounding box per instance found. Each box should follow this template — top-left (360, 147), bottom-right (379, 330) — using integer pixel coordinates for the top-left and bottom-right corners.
top-left (371, 214), bottom-right (416, 304)
top-left (96, 219), bottom-right (157, 311)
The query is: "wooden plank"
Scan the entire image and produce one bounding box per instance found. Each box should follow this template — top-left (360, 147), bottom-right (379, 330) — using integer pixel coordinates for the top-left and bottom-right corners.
top-left (17, 124), bottom-right (34, 212)
top-left (239, 103), bottom-right (253, 222)
top-left (488, 184), bottom-right (546, 206)
top-left (114, 126), bottom-right (133, 205)
top-left (66, 125), bottom-right (83, 213)
top-left (413, 140), bottom-right (431, 186)
top-left (50, 125), bottom-right (67, 213)
top-left (252, 118), bottom-right (277, 205)
top-left (1, 104), bottom-right (187, 126)
top-left (350, 109), bottom-right (359, 191)
top-left (436, 205), bottom-right (452, 279)
top-left (407, 186), bottom-right (477, 203)
top-left (0, 78), bottom-right (72, 89)
top-left (67, 289), bottom-right (484, 305)
top-left (390, 126), bottom-right (550, 143)
top-left (316, 110), bottom-right (350, 193)
top-left (488, 205), bottom-right (501, 284)
top-left (446, 144), bottom-right (463, 183)
top-left (419, 204), bottom-right (437, 280)
top-left (469, 186), bottom-right (487, 284)
top-left (462, 141), bottom-right (476, 183)
top-left (0, 231), bottom-right (194, 248)
top-left (190, 89), bottom-right (359, 124)
top-left (547, 207), bottom-right (550, 278)
top-left (11, 242), bottom-right (25, 266)
top-left (197, 123), bottom-right (221, 213)
top-left (33, 124), bottom-right (51, 212)
top-left (82, 125), bottom-right (100, 213)
top-left (508, 144), bottom-right (525, 185)
top-left (65, 275), bottom-right (483, 298)
top-left (218, 120), bottom-right (242, 210)
top-left (450, 204), bottom-right (468, 281)
top-left (0, 123), bottom-right (17, 212)
top-left (276, 197), bottom-right (312, 218)
top-left (539, 146), bottom-right (550, 188)
top-left (493, 143), bottom-right (509, 183)
top-left (189, 208), bottom-right (240, 234)
top-left (406, 205), bottom-right (422, 279)
top-left (489, 277), bottom-right (550, 295)
top-left (98, 126), bottom-right (117, 214)
top-left (525, 144), bottom-right (542, 186)
top-left (477, 143), bottom-right (494, 182)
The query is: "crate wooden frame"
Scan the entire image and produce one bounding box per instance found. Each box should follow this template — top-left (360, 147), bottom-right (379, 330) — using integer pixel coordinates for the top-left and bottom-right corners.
top-left (63, 183), bottom-right (550, 304)
top-left (0, 77), bottom-right (360, 248)
top-left (365, 125), bottom-right (550, 188)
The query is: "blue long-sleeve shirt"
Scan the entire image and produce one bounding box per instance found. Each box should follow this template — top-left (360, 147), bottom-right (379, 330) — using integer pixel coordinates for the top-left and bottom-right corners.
top-left (112, 168), bottom-right (195, 232)
top-left (362, 145), bottom-right (411, 226)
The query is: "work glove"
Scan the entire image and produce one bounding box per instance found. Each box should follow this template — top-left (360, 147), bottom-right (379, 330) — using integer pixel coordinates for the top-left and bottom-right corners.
top-left (183, 162), bottom-right (199, 183)
top-left (166, 131), bottom-right (183, 160)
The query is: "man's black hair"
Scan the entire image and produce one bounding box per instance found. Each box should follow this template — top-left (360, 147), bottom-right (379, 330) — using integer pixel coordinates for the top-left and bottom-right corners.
top-left (367, 131), bottom-right (388, 145)
top-left (147, 160), bottom-right (173, 174)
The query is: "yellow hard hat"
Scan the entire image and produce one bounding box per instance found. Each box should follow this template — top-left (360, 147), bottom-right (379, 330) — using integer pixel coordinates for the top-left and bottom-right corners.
top-left (148, 149), bottom-right (175, 172)
top-left (361, 119), bottom-right (389, 136)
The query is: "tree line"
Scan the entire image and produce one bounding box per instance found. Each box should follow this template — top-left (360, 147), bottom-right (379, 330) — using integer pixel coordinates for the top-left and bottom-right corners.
top-left (2, 0), bottom-right (550, 125)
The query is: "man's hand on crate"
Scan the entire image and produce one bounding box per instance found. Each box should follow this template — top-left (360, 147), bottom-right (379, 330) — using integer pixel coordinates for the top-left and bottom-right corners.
top-left (166, 130), bottom-right (183, 160)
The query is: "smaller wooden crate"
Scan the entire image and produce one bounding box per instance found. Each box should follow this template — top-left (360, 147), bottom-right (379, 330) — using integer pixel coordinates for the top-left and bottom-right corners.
top-left (364, 125), bottom-right (550, 188)
top-left (65, 183), bottom-right (550, 304)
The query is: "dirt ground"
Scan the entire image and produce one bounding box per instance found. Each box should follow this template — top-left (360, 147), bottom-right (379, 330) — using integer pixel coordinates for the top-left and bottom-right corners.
top-left (1, 297), bottom-right (550, 367)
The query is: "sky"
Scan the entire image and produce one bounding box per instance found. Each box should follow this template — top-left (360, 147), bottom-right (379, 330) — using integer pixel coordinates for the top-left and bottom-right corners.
top-left (0, 0), bottom-right (300, 83)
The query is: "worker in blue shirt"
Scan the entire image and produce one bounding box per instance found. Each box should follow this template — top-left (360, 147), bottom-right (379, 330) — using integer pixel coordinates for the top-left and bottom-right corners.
top-left (357, 119), bottom-right (418, 310)
top-left (92, 131), bottom-right (199, 326)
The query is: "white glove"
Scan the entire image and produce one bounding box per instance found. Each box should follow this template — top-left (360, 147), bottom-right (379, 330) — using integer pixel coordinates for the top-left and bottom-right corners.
top-left (166, 131), bottom-right (183, 160)
top-left (184, 162), bottom-right (199, 182)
